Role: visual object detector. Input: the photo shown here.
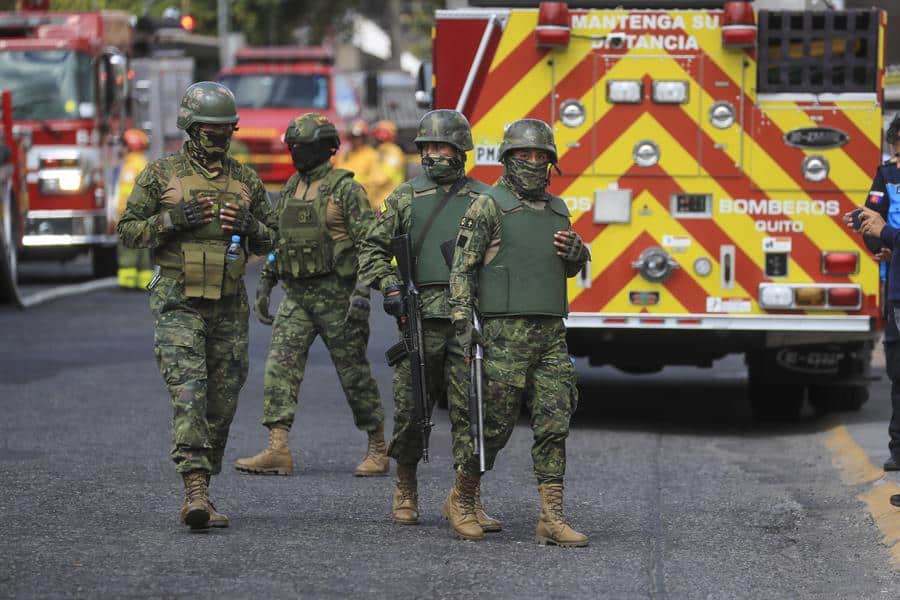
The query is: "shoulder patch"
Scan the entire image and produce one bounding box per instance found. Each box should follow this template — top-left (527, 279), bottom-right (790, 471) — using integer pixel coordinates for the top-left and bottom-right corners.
top-left (460, 216), bottom-right (476, 230)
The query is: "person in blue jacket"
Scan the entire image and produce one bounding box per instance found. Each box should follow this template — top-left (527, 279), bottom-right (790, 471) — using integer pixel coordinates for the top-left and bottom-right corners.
top-left (847, 114), bottom-right (900, 483)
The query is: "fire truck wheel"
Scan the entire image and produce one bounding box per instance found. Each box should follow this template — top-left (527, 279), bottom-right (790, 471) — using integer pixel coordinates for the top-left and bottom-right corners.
top-left (749, 383), bottom-right (805, 422)
top-left (808, 385), bottom-right (868, 415)
top-left (0, 193), bottom-right (19, 304)
top-left (92, 246), bottom-right (118, 278)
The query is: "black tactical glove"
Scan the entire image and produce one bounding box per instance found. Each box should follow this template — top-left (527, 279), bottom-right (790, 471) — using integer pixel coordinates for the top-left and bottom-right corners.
top-left (230, 205), bottom-right (260, 236)
top-left (382, 285), bottom-right (405, 319)
top-left (554, 229), bottom-right (587, 262)
top-left (170, 196), bottom-right (213, 229)
top-left (255, 279), bottom-right (275, 326)
top-left (344, 286), bottom-right (371, 325)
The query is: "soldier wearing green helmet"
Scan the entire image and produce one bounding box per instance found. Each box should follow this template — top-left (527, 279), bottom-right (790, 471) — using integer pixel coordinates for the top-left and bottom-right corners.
top-left (235, 112), bottom-right (387, 479)
top-left (447, 118), bottom-right (591, 547)
top-left (117, 81), bottom-right (278, 531)
top-left (358, 109), bottom-right (501, 538)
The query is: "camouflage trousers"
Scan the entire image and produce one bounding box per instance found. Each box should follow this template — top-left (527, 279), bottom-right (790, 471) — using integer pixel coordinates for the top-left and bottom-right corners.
top-left (464, 316), bottom-right (578, 484)
top-left (262, 273), bottom-right (383, 432)
top-left (389, 318), bottom-right (474, 467)
top-left (150, 276), bottom-right (250, 475)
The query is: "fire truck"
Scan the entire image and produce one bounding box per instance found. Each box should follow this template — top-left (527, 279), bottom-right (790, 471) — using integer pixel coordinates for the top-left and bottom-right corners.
top-left (425, 0), bottom-right (886, 419)
top-left (0, 7), bottom-right (131, 279)
top-left (216, 46), bottom-right (358, 191)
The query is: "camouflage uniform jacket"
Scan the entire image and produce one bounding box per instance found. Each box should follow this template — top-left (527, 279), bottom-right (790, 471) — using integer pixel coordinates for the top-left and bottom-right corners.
top-left (117, 144), bottom-right (277, 259)
top-left (261, 162), bottom-right (375, 292)
top-left (358, 175), bottom-right (486, 320)
top-left (448, 176), bottom-right (590, 323)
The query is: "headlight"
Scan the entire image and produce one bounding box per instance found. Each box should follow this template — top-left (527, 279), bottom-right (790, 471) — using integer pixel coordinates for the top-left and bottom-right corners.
top-left (709, 101), bottom-right (736, 129)
top-left (802, 155), bottom-right (829, 182)
top-left (39, 168), bottom-right (85, 194)
top-left (607, 80), bottom-right (642, 104)
top-left (559, 99), bottom-right (586, 128)
top-left (652, 80), bottom-right (689, 104)
top-left (633, 140), bottom-right (660, 167)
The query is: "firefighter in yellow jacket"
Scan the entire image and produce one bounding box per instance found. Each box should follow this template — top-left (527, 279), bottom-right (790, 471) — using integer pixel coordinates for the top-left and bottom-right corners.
top-left (371, 119), bottom-right (407, 209)
top-left (334, 119), bottom-right (390, 211)
top-left (115, 129), bottom-right (152, 288)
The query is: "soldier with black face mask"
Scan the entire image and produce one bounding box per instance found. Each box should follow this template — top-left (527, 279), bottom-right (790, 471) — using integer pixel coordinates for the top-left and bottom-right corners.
top-left (235, 113), bottom-right (387, 478)
top-left (117, 81), bottom-right (278, 530)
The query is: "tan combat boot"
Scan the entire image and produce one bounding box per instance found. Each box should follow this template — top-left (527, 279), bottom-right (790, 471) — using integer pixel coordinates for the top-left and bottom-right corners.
top-left (203, 474), bottom-right (229, 528)
top-left (391, 463), bottom-right (419, 525)
top-left (354, 423), bottom-right (389, 477)
top-left (234, 426), bottom-right (293, 475)
top-left (535, 482), bottom-right (589, 547)
top-left (474, 480), bottom-right (502, 532)
top-left (442, 469), bottom-right (484, 541)
top-left (180, 471), bottom-right (211, 530)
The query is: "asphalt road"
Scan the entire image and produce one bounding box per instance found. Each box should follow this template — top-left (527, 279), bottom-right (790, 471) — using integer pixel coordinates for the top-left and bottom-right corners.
top-left (2, 265), bottom-right (900, 599)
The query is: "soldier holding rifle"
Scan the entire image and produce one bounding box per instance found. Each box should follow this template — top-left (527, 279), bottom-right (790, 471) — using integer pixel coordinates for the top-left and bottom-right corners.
top-left (358, 109), bottom-right (500, 539)
top-left (448, 119), bottom-right (590, 547)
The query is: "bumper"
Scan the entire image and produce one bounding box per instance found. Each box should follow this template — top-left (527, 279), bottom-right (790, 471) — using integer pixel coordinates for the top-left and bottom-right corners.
top-left (22, 210), bottom-right (117, 248)
top-left (565, 312), bottom-right (874, 334)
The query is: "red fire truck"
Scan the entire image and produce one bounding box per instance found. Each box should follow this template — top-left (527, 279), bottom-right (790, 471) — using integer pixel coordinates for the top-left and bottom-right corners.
top-left (425, 0), bottom-right (887, 418)
top-left (216, 46), bottom-right (357, 191)
top-left (0, 7), bottom-right (131, 278)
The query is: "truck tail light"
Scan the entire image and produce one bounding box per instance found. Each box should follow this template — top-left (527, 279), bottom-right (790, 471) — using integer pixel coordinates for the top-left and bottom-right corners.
top-left (759, 283), bottom-right (862, 310)
top-left (536, 2), bottom-right (570, 48)
top-left (722, 1), bottom-right (756, 48)
top-left (794, 286), bottom-right (826, 307)
top-left (828, 287), bottom-right (861, 307)
top-left (821, 251), bottom-right (859, 275)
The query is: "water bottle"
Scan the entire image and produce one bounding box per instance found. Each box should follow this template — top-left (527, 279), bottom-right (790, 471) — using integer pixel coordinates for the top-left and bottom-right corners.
top-left (226, 235), bottom-right (241, 262)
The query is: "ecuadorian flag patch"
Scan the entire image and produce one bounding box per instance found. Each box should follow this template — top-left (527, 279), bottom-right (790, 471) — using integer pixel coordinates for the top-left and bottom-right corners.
top-left (868, 190), bottom-right (884, 206)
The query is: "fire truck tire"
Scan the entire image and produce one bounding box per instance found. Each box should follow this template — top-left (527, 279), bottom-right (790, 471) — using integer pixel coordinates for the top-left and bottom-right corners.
top-left (808, 385), bottom-right (868, 415)
top-left (92, 246), bottom-right (118, 278)
top-left (0, 192), bottom-right (20, 305)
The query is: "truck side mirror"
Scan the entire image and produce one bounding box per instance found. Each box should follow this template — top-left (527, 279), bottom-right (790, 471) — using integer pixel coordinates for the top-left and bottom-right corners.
top-left (415, 61), bottom-right (433, 109)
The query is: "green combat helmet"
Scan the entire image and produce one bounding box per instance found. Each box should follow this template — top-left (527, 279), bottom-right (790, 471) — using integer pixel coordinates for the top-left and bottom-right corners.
top-left (284, 113), bottom-right (340, 146)
top-left (413, 109), bottom-right (473, 152)
top-left (176, 81), bottom-right (239, 130)
top-left (498, 118), bottom-right (558, 164)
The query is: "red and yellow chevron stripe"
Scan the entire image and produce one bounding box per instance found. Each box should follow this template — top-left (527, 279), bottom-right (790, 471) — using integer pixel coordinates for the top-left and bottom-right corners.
top-left (442, 7), bottom-right (883, 322)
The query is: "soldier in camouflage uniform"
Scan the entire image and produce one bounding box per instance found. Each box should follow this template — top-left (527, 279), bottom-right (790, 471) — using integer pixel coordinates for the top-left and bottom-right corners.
top-left (358, 109), bottom-right (500, 537)
top-left (448, 119), bottom-right (590, 547)
top-left (234, 113), bottom-right (387, 477)
top-left (117, 82), bottom-right (278, 530)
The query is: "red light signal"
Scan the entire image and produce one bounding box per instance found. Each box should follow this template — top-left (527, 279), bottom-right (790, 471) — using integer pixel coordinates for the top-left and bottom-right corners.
top-left (180, 15), bottom-right (195, 31)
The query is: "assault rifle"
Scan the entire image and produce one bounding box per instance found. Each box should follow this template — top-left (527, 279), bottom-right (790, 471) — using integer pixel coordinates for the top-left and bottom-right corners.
top-left (440, 239), bottom-right (486, 473)
top-left (385, 233), bottom-right (432, 462)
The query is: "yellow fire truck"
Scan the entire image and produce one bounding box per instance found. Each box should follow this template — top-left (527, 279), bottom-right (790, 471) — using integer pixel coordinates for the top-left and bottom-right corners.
top-left (423, 0), bottom-right (887, 418)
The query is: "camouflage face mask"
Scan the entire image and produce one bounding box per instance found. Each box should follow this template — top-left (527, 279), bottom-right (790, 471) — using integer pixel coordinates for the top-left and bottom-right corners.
top-left (188, 124), bottom-right (232, 162)
top-left (422, 153), bottom-right (464, 184)
top-left (504, 156), bottom-right (549, 198)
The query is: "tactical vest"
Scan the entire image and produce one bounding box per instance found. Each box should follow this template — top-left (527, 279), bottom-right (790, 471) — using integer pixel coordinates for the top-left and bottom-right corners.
top-left (409, 174), bottom-right (488, 286)
top-left (156, 154), bottom-right (247, 299)
top-left (477, 185), bottom-right (570, 317)
top-left (272, 168), bottom-right (356, 280)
